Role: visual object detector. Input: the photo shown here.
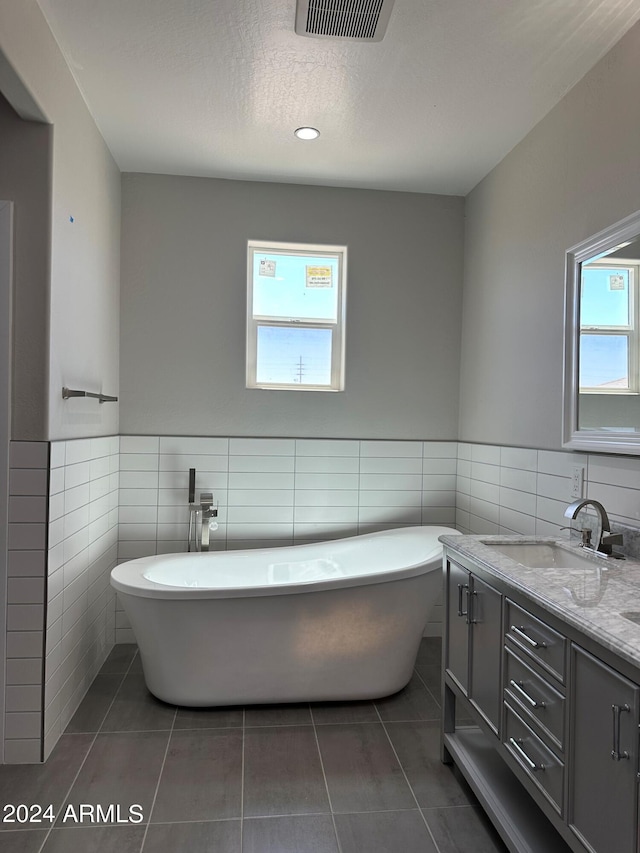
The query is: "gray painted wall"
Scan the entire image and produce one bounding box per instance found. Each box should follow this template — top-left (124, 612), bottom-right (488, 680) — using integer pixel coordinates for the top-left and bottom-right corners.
top-left (459, 20), bottom-right (640, 450)
top-left (0, 0), bottom-right (121, 441)
top-left (0, 93), bottom-right (51, 441)
top-left (120, 174), bottom-right (464, 439)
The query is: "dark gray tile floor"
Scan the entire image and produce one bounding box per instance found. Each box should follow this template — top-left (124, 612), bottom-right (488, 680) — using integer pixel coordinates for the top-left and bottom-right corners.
top-left (0, 638), bottom-right (507, 852)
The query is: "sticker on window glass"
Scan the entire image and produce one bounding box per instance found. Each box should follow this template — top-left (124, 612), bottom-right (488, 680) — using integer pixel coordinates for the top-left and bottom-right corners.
top-left (609, 274), bottom-right (626, 290)
top-left (306, 265), bottom-right (333, 288)
top-left (259, 259), bottom-right (276, 277)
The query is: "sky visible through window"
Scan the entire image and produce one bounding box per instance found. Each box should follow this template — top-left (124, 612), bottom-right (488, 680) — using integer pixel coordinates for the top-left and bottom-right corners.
top-left (580, 335), bottom-right (628, 388)
top-left (253, 253), bottom-right (339, 320)
top-left (256, 326), bottom-right (333, 385)
top-left (252, 250), bottom-right (339, 386)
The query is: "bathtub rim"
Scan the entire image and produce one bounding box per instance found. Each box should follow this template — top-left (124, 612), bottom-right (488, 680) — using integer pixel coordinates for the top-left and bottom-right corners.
top-left (111, 524), bottom-right (460, 601)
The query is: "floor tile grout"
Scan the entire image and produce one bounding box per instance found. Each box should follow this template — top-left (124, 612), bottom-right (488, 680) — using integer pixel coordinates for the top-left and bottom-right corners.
top-left (96, 650), bottom-right (142, 735)
top-left (138, 704), bottom-right (178, 852)
top-left (310, 704), bottom-right (343, 853)
top-left (375, 704), bottom-right (444, 853)
top-left (412, 664), bottom-right (442, 708)
top-left (242, 806), bottom-right (427, 818)
top-left (70, 717), bottom-right (444, 737)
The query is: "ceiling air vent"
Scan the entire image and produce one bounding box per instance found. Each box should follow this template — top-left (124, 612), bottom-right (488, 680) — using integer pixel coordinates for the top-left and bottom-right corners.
top-left (295, 0), bottom-right (396, 42)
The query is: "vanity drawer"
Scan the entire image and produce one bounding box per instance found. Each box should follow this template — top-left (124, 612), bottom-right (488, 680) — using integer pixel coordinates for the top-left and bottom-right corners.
top-left (504, 646), bottom-right (565, 750)
top-left (504, 702), bottom-right (564, 816)
top-left (506, 600), bottom-right (566, 683)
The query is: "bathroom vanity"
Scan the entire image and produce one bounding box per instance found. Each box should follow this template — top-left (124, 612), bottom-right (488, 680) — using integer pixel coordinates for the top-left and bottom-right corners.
top-left (440, 534), bottom-right (640, 853)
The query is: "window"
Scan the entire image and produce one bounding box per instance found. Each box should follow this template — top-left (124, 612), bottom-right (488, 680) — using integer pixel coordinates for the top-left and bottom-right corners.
top-left (579, 259), bottom-right (639, 393)
top-left (246, 240), bottom-right (347, 391)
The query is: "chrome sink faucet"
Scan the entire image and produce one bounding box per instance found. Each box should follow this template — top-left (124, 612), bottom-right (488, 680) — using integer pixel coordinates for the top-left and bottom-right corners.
top-left (564, 499), bottom-right (623, 557)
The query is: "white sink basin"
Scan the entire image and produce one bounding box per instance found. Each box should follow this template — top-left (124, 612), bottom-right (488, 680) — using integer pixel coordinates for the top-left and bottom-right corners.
top-left (484, 542), bottom-right (601, 570)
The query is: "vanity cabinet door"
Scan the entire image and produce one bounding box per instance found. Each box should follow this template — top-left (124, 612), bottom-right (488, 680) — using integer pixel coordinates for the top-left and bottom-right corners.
top-left (468, 575), bottom-right (502, 733)
top-left (445, 561), bottom-right (502, 731)
top-left (445, 560), bottom-right (470, 694)
top-left (569, 645), bottom-right (640, 853)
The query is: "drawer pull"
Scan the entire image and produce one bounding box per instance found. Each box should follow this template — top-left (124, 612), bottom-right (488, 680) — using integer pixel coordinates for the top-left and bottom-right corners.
top-left (509, 737), bottom-right (545, 772)
top-left (510, 625), bottom-right (547, 649)
top-left (509, 679), bottom-right (546, 709)
top-left (611, 703), bottom-right (631, 761)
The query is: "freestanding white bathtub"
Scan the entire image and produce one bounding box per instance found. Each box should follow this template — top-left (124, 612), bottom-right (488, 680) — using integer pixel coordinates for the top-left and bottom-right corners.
top-left (110, 525), bottom-right (460, 706)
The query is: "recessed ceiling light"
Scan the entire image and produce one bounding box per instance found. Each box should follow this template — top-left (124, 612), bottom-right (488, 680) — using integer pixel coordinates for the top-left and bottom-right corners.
top-left (294, 126), bottom-right (320, 140)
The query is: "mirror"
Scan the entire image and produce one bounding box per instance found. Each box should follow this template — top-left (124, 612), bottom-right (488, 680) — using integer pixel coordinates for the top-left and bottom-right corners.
top-left (564, 209), bottom-right (640, 453)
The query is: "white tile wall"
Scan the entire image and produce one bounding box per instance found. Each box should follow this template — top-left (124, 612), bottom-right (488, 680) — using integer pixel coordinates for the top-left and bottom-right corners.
top-left (117, 436), bottom-right (458, 554)
top-left (453, 444), bottom-right (640, 544)
top-left (6, 441), bottom-right (48, 763)
top-left (43, 436), bottom-right (118, 760)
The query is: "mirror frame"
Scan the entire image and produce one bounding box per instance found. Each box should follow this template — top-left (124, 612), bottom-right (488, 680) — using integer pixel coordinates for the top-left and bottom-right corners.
top-left (563, 208), bottom-right (640, 454)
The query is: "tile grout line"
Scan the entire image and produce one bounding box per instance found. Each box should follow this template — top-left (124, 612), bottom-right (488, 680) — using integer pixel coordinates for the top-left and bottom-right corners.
top-left (374, 703), bottom-right (444, 853)
top-left (141, 815), bottom-right (240, 828)
top-left (225, 440), bottom-right (230, 551)
top-left (66, 650), bottom-right (136, 738)
top-left (240, 706), bottom-right (245, 853)
top-left (292, 442), bottom-right (297, 545)
top-left (27, 444), bottom-right (51, 766)
top-left (242, 804), bottom-right (423, 819)
top-left (421, 441), bottom-right (425, 527)
top-left (413, 664), bottom-right (442, 710)
top-left (34, 650), bottom-right (139, 853)
top-left (130, 805), bottom-right (437, 828)
top-left (356, 440), bottom-right (361, 537)
top-left (309, 704), bottom-right (344, 853)
top-left (138, 703), bottom-right (178, 852)
top-left (155, 440), bottom-right (160, 558)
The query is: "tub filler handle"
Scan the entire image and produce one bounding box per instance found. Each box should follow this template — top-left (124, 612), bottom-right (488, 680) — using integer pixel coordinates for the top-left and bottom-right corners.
top-left (187, 482), bottom-right (218, 552)
top-left (199, 492), bottom-right (218, 551)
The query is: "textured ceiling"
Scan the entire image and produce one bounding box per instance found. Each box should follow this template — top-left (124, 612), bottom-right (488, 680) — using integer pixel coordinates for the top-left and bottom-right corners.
top-left (37, 0), bottom-right (640, 195)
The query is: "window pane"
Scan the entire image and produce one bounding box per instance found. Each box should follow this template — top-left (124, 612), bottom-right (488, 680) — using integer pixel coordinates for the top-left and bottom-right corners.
top-left (256, 326), bottom-right (333, 386)
top-left (580, 266), bottom-right (630, 327)
top-left (579, 334), bottom-right (629, 389)
top-left (253, 252), bottom-right (339, 321)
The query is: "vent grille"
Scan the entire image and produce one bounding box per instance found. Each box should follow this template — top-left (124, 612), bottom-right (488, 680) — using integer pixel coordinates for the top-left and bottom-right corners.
top-left (295, 0), bottom-right (396, 41)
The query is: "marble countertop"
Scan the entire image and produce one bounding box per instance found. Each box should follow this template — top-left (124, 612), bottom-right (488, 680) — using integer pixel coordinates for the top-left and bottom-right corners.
top-left (439, 534), bottom-right (640, 671)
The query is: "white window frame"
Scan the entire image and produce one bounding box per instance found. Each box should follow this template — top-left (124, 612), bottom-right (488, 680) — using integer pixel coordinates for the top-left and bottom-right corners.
top-left (246, 240), bottom-right (347, 391)
top-left (579, 258), bottom-right (639, 395)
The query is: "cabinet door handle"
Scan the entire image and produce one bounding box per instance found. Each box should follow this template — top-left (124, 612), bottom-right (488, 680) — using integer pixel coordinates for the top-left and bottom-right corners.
top-left (469, 590), bottom-right (478, 625)
top-left (510, 625), bottom-right (547, 649)
top-left (509, 737), bottom-right (545, 772)
top-left (611, 703), bottom-right (631, 761)
top-left (457, 583), bottom-right (469, 617)
top-left (509, 679), bottom-right (546, 709)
